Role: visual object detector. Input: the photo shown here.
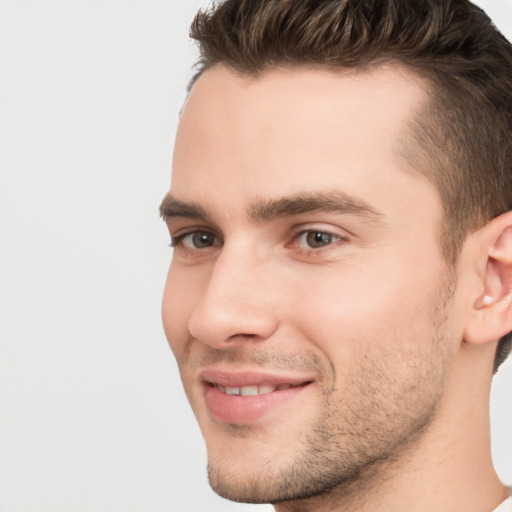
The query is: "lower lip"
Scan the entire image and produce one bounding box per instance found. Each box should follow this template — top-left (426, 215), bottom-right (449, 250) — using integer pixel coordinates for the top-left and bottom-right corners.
top-left (204, 384), bottom-right (308, 424)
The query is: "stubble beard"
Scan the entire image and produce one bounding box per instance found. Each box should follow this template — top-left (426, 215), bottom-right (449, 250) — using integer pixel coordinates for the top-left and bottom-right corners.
top-left (206, 279), bottom-right (456, 506)
top-left (206, 362), bottom-right (445, 506)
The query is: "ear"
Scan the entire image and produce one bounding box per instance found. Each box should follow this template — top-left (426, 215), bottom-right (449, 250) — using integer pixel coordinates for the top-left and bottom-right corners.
top-left (464, 212), bottom-right (512, 346)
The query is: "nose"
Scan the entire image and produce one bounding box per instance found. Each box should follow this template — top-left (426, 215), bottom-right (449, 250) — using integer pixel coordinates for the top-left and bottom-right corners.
top-left (187, 246), bottom-right (279, 349)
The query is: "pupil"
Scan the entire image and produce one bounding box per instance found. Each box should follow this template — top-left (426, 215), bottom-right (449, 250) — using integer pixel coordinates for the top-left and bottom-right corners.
top-left (193, 232), bottom-right (213, 247)
top-left (307, 231), bottom-right (331, 248)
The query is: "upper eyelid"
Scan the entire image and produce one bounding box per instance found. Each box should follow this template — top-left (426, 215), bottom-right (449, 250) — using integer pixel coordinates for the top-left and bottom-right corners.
top-left (168, 223), bottom-right (351, 248)
top-left (165, 216), bottom-right (223, 235)
top-left (169, 224), bottom-right (220, 237)
top-left (290, 229), bottom-right (347, 249)
top-left (170, 227), bottom-right (223, 248)
top-left (294, 229), bottom-right (344, 240)
top-left (294, 225), bottom-right (345, 235)
top-left (290, 222), bottom-right (352, 239)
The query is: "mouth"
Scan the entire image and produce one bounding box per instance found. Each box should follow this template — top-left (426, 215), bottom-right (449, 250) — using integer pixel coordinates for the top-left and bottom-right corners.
top-left (212, 382), bottom-right (300, 396)
top-left (200, 370), bottom-right (313, 424)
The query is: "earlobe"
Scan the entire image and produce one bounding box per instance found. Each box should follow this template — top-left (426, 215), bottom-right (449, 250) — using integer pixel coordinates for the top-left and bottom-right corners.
top-left (464, 213), bottom-right (512, 346)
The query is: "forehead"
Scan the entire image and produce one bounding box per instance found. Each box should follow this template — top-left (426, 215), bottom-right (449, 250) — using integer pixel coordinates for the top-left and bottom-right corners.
top-left (171, 64), bottom-right (435, 220)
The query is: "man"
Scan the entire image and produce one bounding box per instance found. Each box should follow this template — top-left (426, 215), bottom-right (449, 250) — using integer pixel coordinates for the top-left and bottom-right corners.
top-left (160, 0), bottom-right (512, 510)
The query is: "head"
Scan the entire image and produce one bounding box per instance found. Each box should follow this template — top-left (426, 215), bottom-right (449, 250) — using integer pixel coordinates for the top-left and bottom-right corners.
top-left (188, 0), bottom-right (512, 371)
top-left (161, 0), bottom-right (512, 507)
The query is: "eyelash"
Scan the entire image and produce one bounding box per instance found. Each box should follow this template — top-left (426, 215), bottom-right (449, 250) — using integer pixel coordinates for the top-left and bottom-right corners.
top-left (291, 230), bottom-right (344, 252)
top-left (170, 230), bottom-right (220, 250)
top-left (170, 228), bottom-right (346, 255)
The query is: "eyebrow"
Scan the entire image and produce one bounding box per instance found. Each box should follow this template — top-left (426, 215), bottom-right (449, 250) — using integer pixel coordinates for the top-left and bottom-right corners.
top-left (159, 191), bottom-right (383, 223)
top-left (160, 196), bottom-right (209, 220)
top-left (248, 191), bottom-right (383, 223)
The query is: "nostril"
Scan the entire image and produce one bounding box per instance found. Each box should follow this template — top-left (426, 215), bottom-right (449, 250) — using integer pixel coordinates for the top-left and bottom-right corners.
top-left (227, 333), bottom-right (259, 341)
top-left (187, 288), bottom-right (280, 348)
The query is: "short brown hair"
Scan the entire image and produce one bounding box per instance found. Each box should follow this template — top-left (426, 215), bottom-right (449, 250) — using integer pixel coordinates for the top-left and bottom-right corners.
top-left (188, 0), bottom-right (512, 371)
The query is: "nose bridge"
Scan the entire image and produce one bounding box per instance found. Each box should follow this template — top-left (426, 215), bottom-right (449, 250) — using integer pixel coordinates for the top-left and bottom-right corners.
top-left (188, 240), bottom-right (278, 346)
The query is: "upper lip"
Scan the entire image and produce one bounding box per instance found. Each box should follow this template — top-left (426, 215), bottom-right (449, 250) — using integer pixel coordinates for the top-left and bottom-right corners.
top-left (200, 368), bottom-right (314, 388)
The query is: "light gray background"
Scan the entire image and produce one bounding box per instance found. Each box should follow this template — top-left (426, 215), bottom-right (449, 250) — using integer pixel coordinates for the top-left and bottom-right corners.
top-left (0, 1), bottom-right (510, 511)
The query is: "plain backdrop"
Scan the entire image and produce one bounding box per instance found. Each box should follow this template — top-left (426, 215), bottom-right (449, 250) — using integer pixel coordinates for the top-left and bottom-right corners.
top-left (0, 1), bottom-right (511, 511)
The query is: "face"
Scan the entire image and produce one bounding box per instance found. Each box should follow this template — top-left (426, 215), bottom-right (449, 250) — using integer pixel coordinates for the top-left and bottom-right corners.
top-left (162, 65), bottom-right (462, 504)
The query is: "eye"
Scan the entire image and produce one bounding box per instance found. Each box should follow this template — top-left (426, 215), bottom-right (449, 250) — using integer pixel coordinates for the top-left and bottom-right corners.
top-left (172, 230), bottom-right (221, 250)
top-left (294, 230), bottom-right (342, 249)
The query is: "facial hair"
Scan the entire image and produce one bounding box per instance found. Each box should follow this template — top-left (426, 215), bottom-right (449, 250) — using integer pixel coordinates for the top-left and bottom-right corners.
top-left (205, 278), bottom-right (456, 505)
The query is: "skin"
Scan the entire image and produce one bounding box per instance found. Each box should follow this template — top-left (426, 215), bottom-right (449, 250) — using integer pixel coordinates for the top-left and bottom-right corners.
top-left (162, 64), bottom-right (510, 511)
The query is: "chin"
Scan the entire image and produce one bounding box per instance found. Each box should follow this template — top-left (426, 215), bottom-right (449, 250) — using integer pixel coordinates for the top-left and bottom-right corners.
top-left (202, 383), bottom-right (443, 505)
top-left (206, 451), bottom-right (363, 505)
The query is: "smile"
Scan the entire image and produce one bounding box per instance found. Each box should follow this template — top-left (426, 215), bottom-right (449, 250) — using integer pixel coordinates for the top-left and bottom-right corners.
top-left (201, 371), bottom-right (313, 424)
top-left (215, 383), bottom-right (297, 396)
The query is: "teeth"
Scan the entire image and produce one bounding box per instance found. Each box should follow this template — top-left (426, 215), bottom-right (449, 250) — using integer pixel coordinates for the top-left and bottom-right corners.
top-left (241, 386), bottom-right (258, 396)
top-left (258, 385), bottom-right (275, 395)
top-left (216, 384), bottom-right (279, 396)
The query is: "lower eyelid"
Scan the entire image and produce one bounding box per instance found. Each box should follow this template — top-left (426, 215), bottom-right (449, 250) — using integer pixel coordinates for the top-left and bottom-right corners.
top-left (170, 230), bottom-right (222, 251)
top-left (293, 230), bottom-right (343, 245)
top-left (286, 241), bottom-right (339, 259)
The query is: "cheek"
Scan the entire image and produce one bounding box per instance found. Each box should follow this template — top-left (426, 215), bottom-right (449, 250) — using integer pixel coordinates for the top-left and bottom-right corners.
top-left (283, 256), bottom-right (448, 371)
top-left (162, 262), bottom-right (201, 362)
